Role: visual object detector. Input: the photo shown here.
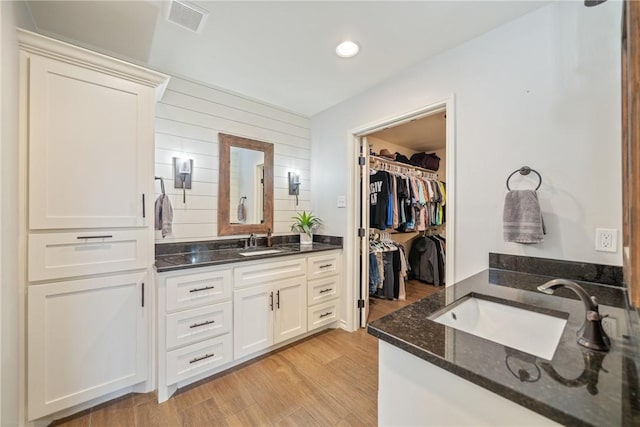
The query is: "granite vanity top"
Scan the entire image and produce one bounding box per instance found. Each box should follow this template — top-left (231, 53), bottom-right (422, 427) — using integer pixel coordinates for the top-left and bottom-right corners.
top-left (155, 235), bottom-right (343, 272)
top-left (368, 269), bottom-right (640, 426)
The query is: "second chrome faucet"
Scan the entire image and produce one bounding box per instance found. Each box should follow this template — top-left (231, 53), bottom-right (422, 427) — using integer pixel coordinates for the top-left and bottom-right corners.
top-left (537, 279), bottom-right (610, 352)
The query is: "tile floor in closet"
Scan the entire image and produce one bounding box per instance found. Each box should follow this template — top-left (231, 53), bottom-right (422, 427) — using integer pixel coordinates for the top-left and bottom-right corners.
top-left (51, 281), bottom-right (439, 427)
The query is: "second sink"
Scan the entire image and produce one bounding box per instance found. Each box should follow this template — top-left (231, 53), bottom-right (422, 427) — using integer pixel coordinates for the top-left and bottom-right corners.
top-left (238, 249), bottom-right (283, 257)
top-left (430, 293), bottom-right (568, 360)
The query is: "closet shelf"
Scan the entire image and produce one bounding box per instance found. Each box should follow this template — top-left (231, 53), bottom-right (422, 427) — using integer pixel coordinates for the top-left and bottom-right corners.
top-left (369, 155), bottom-right (439, 180)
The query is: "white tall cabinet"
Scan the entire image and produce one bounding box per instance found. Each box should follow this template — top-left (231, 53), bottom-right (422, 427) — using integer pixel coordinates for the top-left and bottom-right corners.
top-left (18, 30), bottom-right (168, 421)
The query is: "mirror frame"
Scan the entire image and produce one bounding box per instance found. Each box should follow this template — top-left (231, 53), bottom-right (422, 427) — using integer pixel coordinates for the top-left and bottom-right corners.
top-left (623, 1), bottom-right (639, 307)
top-left (217, 132), bottom-right (274, 236)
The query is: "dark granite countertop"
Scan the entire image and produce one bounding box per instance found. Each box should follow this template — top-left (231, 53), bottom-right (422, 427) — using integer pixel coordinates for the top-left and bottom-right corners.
top-left (155, 236), bottom-right (342, 273)
top-left (368, 269), bottom-right (640, 426)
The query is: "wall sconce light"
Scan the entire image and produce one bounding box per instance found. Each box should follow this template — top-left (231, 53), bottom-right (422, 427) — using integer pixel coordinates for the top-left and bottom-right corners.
top-left (173, 157), bottom-right (193, 203)
top-left (288, 171), bottom-right (300, 205)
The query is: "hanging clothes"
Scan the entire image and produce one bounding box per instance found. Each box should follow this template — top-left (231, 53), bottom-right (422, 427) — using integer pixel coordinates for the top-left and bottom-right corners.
top-left (369, 166), bottom-right (445, 233)
top-left (408, 234), bottom-right (446, 286)
top-left (368, 235), bottom-right (409, 300)
top-left (369, 170), bottom-right (391, 229)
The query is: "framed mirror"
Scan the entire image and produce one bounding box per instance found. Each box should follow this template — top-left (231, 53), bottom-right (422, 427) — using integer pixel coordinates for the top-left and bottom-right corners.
top-left (218, 133), bottom-right (274, 236)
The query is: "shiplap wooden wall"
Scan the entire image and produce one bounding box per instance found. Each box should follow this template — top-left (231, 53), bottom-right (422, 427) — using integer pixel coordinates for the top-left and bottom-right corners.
top-left (154, 76), bottom-right (311, 243)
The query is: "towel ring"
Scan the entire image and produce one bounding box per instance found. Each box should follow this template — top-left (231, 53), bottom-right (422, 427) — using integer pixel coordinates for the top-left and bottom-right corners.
top-left (506, 166), bottom-right (542, 191)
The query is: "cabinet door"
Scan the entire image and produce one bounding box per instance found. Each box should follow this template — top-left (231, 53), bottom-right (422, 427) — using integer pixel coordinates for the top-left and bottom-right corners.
top-left (27, 272), bottom-right (148, 420)
top-left (233, 284), bottom-right (274, 359)
top-left (28, 55), bottom-right (151, 229)
top-left (274, 276), bottom-right (307, 344)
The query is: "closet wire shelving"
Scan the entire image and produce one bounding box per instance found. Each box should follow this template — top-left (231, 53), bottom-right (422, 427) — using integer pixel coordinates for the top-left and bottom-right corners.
top-left (369, 155), bottom-right (439, 180)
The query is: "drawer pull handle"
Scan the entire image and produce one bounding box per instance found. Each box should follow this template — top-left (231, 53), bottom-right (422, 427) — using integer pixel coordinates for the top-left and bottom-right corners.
top-left (189, 353), bottom-right (215, 364)
top-left (189, 285), bottom-right (215, 293)
top-left (190, 320), bottom-right (215, 329)
top-left (319, 288), bottom-right (333, 294)
top-left (319, 264), bottom-right (333, 269)
top-left (269, 291), bottom-right (274, 311)
top-left (319, 311), bottom-right (333, 319)
top-left (77, 235), bottom-right (113, 240)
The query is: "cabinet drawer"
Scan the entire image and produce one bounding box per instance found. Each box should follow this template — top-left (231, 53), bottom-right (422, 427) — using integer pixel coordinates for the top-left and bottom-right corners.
top-left (28, 230), bottom-right (148, 282)
top-left (166, 301), bottom-right (232, 350)
top-left (166, 269), bottom-right (232, 312)
top-left (166, 334), bottom-right (232, 385)
top-left (308, 275), bottom-right (340, 306)
top-left (307, 300), bottom-right (339, 332)
top-left (307, 252), bottom-right (341, 280)
top-left (234, 257), bottom-right (306, 289)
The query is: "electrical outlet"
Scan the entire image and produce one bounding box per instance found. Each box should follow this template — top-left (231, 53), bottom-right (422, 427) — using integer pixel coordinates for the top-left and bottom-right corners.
top-left (337, 196), bottom-right (346, 208)
top-left (595, 228), bottom-right (617, 253)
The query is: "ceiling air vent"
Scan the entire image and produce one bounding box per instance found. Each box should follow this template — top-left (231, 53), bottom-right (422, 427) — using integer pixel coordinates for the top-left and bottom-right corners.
top-left (167, 0), bottom-right (208, 33)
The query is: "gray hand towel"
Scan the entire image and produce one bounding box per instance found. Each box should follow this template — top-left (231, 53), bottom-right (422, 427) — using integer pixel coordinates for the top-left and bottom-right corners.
top-left (503, 190), bottom-right (545, 244)
top-left (155, 194), bottom-right (173, 238)
top-left (237, 197), bottom-right (246, 223)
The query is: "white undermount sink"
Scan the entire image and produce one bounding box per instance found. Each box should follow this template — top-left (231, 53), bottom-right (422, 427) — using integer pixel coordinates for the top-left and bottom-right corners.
top-left (430, 294), bottom-right (567, 360)
top-left (238, 249), bottom-right (283, 257)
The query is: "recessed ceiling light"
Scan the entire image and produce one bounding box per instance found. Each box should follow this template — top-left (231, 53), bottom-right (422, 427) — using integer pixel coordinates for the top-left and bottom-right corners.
top-left (336, 41), bottom-right (360, 58)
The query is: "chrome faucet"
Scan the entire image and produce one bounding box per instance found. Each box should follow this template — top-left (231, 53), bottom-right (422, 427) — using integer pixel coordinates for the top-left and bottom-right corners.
top-left (266, 228), bottom-right (273, 248)
top-left (537, 279), bottom-right (610, 352)
top-left (248, 233), bottom-right (257, 248)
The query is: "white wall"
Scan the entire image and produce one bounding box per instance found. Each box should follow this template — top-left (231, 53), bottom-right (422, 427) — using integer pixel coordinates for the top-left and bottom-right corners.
top-left (154, 76), bottom-right (311, 242)
top-left (311, 1), bottom-right (622, 286)
top-left (1, 2), bottom-right (35, 425)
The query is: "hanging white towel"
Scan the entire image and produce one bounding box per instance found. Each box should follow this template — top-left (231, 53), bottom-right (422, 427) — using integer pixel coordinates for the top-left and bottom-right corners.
top-left (155, 194), bottom-right (173, 238)
top-left (503, 190), bottom-right (545, 244)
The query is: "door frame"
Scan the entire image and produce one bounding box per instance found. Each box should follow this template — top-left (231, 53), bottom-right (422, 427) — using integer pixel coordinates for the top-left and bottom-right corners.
top-left (344, 96), bottom-right (456, 331)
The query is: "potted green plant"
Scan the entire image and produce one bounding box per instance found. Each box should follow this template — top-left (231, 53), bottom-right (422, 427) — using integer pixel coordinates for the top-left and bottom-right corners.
top-left (290, 211), bottom-right (322, 245)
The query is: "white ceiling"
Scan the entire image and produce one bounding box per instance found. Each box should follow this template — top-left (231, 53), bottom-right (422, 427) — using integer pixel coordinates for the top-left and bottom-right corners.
top-left (370, 110), bottom-right (447, 152)
top-left (25, 1), bottom-right (548, 116)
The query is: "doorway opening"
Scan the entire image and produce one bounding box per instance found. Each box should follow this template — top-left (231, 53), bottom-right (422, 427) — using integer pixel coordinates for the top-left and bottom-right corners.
top-left (351, 100), bottom-right (455, 328)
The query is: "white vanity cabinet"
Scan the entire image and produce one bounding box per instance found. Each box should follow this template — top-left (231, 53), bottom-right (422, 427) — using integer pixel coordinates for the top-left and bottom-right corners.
top-left (233, 257), bottom-right (308, 359)
top-left (19, 30), bottom-right (169, 421)
top-left (156, 250), bottom-right (341, 402)
top-left (157, 266), bottom-right (233, 402)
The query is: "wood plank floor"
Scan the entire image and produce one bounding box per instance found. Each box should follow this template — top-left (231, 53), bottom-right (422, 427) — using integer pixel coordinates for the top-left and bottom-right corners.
top-left (51, 281), bottom-right (439, 427)
top-left (368, 280), bottom-right (440, 322)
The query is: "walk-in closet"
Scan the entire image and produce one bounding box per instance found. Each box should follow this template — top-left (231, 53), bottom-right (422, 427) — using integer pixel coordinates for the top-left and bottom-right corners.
top-left (359, 108), bottom-right (448, 325)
